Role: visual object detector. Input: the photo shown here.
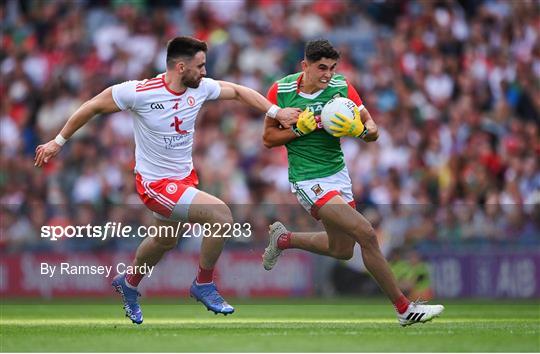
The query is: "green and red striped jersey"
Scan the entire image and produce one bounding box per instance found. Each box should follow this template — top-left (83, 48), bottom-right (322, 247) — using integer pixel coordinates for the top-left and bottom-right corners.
top-left (267, 72), bottom-right (363, 182)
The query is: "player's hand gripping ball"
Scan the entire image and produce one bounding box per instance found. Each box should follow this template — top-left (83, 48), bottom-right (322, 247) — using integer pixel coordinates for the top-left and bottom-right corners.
top-left (321, 97), bottom-right (367, 138)
top-left (292, 108), bottom-right (317, 137)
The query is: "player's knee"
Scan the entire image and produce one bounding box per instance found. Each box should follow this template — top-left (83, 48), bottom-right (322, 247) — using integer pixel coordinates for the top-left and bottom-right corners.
top-left (211, 202), bottom-right (233, 225)
top-left (153, 235), bottom-right (178, 251)
top-left (352, 222), bottom-right (378, 249)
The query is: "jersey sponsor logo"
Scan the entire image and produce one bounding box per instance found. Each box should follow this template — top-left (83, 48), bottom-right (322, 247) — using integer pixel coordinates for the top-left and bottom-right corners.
top-left (314, 115), bottom-right (323, 129)
top-left (170, 116), bottom-right (188, 135)
top-left (187, 96), bottom-right (195, 106)
top-left (306, 102), bottom-right (325, 114)
top-left (165, 183), bottom-right (178, 194)
top-left (164, 116), bottom-right (191, 149)
top-left (304, 104), bottom-right (325, 130)
top-left (150, 102), bottom-right (165, 109)
top-left (163, 134), bottom-right (191, 150)
top-left (311, 184), bottom-right (324, 196)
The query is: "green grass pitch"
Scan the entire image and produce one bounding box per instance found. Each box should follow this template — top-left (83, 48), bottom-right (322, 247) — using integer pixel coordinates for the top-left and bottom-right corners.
top-left (1, 299), bottom-right (539, 352)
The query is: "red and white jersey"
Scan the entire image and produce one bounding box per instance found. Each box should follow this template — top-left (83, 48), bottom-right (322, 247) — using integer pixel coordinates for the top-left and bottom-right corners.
top-left (112, 74), bottom-right (221, 181)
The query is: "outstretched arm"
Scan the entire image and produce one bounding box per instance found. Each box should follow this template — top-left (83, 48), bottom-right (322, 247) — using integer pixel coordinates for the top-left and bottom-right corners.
top-left (34, 87), bottom-right (121, 167)
top-left (217, 81), bottom-right (301, 128)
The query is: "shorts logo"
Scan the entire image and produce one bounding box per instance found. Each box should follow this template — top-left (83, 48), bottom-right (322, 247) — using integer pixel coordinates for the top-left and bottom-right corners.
top-left (187, 96), bottom-right (195, 106)
top-left (166, 183), bottom-right (178, 194)
top-left (311, 184), bottom-right (323, 196)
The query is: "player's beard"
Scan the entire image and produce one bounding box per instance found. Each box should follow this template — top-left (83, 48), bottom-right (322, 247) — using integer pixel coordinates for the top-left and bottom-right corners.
top-left (183, 75), bottom-right (201, 88)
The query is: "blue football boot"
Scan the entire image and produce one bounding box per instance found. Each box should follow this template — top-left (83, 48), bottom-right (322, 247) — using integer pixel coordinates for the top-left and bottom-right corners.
top-left (111, 274), bottom-right (143, 324)
top-left (190, 280), bottom-right (234, 315)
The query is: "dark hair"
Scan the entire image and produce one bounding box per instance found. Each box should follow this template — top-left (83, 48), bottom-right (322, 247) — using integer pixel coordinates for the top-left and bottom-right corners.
top-left (166, 36), bottom-right (208, 68)
top-left (304, 39), bottom-right (340, 62)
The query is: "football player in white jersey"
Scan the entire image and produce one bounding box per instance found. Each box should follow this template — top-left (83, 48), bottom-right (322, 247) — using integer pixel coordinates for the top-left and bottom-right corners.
top-left (34, 36), bottom-right (301, 324)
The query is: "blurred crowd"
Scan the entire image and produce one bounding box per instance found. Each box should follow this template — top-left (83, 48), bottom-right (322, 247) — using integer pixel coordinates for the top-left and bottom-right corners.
top-left (1, 0), bottom-right (539, 254)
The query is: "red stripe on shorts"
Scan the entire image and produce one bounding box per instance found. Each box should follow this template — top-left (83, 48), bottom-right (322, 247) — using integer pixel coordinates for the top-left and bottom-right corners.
top-left (310, 190), bottom-right (340, 220)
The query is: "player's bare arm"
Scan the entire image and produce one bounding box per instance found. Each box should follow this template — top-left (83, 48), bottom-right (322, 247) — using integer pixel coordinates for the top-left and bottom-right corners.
top-left (262, 117), bottom-right (297, 148)
top-left (216, 81), bottom-right (301, 128)
top-left (360, 108), bottom-right (379, 142)
top-left (34, 87), bottom-right (121, 167)
top-left (262, 107), bottom-right (317, 148)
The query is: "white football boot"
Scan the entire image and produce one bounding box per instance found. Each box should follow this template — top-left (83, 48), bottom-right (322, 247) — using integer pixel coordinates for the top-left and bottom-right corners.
top-left (262, 222), bottom-right (288, 270)
top-left (398, 300), bottom-right (445, 326)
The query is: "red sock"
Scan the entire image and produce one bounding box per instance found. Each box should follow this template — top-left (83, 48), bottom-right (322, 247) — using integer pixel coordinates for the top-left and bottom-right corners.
top-left (196, 266), bottom-right (214, 284)
top-left (393, 294), bottom-right (410, 314)
top-left (125, 272), bottom-right (144, 288)
top-left (277, 232), bottom-right (292, 250)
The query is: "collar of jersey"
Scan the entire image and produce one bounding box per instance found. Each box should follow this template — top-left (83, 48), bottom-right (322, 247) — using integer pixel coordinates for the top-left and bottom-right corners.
top-left (296, 73), bottom-right (324, 99)
top-left (159, 73), bottom-right (187, 96)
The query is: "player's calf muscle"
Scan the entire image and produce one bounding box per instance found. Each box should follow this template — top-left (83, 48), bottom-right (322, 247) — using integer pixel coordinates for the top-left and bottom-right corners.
top-left (329, 247), bottom-right (354, 260)
top-left (328, 234), bottom-right (355, 260)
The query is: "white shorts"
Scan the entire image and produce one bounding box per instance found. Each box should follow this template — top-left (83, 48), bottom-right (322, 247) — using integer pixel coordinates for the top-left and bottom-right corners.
top-left (291, 166), bottom-right (356, 219)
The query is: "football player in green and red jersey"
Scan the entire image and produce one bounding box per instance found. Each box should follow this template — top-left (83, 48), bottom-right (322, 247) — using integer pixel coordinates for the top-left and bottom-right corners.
top-left (261, 39), bottom-right (444, 326)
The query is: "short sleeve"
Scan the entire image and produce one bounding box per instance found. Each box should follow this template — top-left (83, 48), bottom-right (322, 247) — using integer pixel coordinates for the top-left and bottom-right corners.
top-left (112, 80), bottom-right (138, 110)
top-left (202, 78), bottom-right (221, 100)
top-left (266, 82), bottom-right (278, 105)
top-left (346, 80), bottom-right (364, 110)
